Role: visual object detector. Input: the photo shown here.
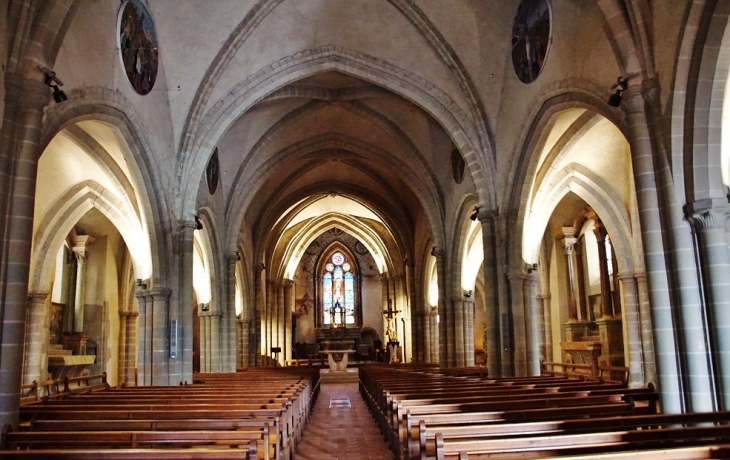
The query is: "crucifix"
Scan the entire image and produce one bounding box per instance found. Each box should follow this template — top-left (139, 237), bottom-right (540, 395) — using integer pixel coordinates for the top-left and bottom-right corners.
top-left (383, 299), bottom-right (401, 343)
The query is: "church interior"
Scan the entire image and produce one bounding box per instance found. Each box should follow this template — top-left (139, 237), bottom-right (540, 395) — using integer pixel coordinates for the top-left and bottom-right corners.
top-left (2, 0), bottom-right (730, 457)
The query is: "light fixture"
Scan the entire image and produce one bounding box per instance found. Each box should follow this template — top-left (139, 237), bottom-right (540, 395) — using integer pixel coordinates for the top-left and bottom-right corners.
top-left (136, 278), bottom-right (147, 289)
top-left (195, 215), bottom-right (203, 230)
top-left (469, 206), bottom-right (480, 221)
top-left (463, 290), bottom-right (473, 298)
top-left (608, 77), bottom-right (627, 107)
top-left (39, 65), bottom-right (68, 104)
top-left (526, 263), bottom-right (538, 273)
top-left (200, 303), bottom-right (209, 312)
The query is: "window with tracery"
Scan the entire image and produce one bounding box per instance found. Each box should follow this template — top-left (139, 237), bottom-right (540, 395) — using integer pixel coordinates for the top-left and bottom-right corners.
top-left (322, 251), bottom-right (355, 326)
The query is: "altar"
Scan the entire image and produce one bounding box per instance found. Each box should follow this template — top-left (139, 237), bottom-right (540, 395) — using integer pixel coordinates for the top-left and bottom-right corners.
top-left (319, 339), bottom-right (355, 372)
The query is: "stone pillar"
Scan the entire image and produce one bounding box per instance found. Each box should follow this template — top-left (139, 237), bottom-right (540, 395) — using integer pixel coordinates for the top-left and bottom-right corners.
top-left (432, 248), bottom-right (448, 367)
top-left (478, 210), bottom-right (501, 377)
top-left (611, 243), bottom-right (621, 316)
top-left (240, 318), bottom-right (250, 369)
top-left (23, 292), bottom-right (50, 385)
top-left (150, 287), bottom-right (171, 385)
top-left (559, 232), bottom-right (579, 322)
top-left (453, 297), bottom-right (465, 367)
top-left (430, 308), bottom-right (439, 364)
top-left (635, 273), bottom-right (657, 386)
top-left (540, 294), bottom-right (553, 363)
top-left (277, 283), bottom-right (285, 365)
top-left (199, 312), bottom-right (208, 372)
top-left (122, 311), bottom-right (138, 386)
top-left (137, 289), bottom-right (151, 386)
top-left (176, 220), bottom-right (197, 383)
top-left (508, 274), bottom-right (527, 376)
top-left (524, 276), bottom-right (540, 376)
top-left (574, 241), bottom-right (589, 321)
top-left (687, 199), bottom-right (730, 409)
top-left (71, 235), bottom-right (94, 333)
top-left (283, 281), bottom-right (293, 363)
top-left (0, 76), bottom-right (49, 430)
top-left (422, 311), bottom-right (431, 363)
top-left (225, 254), bottom-right (238, 372)
top-left (618, 274), bottom-right (644, 387)
top-left (593, 222), bottom-right (614, 318)
top-left (210, 313), bottom-right (220, 372)
top-left (463, 297), bottom-right (475, 366)
top-left (253, 263), bottom-right (265, 366)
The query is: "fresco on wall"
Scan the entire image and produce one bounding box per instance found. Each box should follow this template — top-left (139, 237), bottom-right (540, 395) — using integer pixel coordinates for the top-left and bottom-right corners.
top-left (119, 0), bottom-right (158, 95)
top-left (511, 0), bottom-right (551, 84)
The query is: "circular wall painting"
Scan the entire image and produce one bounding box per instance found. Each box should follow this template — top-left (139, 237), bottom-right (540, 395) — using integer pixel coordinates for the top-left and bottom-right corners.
top-left (511, 0), bottom-right (551, 84)
top-left (451, 148), bottom-right (466, 184)
top-left (119, 0), bottom-right (159, 95)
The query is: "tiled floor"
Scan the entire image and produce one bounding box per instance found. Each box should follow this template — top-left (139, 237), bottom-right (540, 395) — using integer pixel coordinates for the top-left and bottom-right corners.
top-left (294, 382), bottom-right (394, 460)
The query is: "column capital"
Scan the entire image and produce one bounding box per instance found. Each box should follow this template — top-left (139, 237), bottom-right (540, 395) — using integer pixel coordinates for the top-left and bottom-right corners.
top-left (620, 78), bottom-right (660, 115)
top-left (122, 311), bottom-right (140, 318)
top-left (5, 73), bottom-right (52, 109)
top-left (430, 246), bottom-right (444, 259)
top-left (283, 279), bottom-right (294, 287)
top-left (148, 287), bottom-right (172, 300)
top-left (253, 262), bottom-right (266, 275)
top-left (71, 234), bottom-right (95, 260)
top-left (476, 208), bottom-right (499, 224)
top-left (27, 291), bottom-right (50, 303)
top-left (684, 198), bottom-right (730, 231)
top-left (178, 219), bottom-right (199, 232)
top-left (227, 252), bottom-right (241, 264)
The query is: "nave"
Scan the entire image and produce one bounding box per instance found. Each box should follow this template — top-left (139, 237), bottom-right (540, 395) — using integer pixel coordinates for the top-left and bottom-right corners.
top-left (3, 365), bottom-right (730, 459)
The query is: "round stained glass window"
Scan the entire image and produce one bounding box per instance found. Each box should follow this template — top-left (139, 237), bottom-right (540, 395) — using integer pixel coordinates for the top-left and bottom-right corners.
top-left (119, 0), bottom-right (159, 95)
top-left (342, 262), bottom-right (351, 272)
top-left (325, 263), bottom-right (334, 272)
top-left (331, 252), bottom-right (345, 265)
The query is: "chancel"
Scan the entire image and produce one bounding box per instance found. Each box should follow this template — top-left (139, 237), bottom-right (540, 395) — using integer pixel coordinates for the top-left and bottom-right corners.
top-left (2, 0), bottom-right (730, 458)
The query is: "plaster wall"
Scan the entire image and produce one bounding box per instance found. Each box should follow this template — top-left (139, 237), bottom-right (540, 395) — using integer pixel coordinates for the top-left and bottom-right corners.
top-left (208, 0), bottom-right (470, 123)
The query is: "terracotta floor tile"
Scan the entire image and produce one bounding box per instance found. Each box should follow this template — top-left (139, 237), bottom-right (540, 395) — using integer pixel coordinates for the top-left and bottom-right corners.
top-left (294, 382), bottom-right (394, 460)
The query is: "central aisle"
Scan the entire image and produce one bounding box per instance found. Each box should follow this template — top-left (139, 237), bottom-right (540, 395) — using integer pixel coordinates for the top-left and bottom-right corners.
top-left (294, 377), bottom-right (394, 460)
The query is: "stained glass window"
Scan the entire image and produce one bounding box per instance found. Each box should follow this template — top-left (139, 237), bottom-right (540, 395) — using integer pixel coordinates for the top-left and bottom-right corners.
top-left (322, 251), bottom-right (356, 326)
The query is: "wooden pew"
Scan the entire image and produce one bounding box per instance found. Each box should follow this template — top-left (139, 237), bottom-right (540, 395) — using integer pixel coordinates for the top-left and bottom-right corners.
top-left (0, 447), bottom-right (256, 459)
top-left (417, 411), bottom-right (730, 459)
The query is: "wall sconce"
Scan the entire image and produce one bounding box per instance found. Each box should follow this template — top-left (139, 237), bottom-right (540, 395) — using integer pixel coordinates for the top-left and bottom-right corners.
top-left (39, 66), bottom-right (68, 103)
top-left (200, 303), bottom-right (210, 312)
top-left (469, 206), bottom-right (480, 221)
top-left (195, 215), bottom-right (203, 230)
top-left (463, 289), bottom-right (473, 298)
top-left (526, 263), bottom-right (538, 273)
top-left (135, 278), bottom-right (147, 289)
top-left (608, 77), bottom-right (627, 107)
top-left (235, 251), bottom-right (241, 260)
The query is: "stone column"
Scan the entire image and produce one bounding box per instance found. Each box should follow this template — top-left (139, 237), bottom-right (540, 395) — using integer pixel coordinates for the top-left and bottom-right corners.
top-left (432, 248), bottom-right (448, 367)
top-left (199, 312), bottom-right (208, 372)
top-left (611, 243), bottom-right (621, 316)
top-left (276, 283), bottom-right (285, 365)
top-left (150, 287), bottom-right (171, 385)
top-left (210, 313), bottom-right (220, 372)
top-left (634, 272), bottom-right (657, 386)
top-left (574, 241), bottom-right (589, 321)
top-left (560, 232), bottom-right (588, 343)
top-left (593, 222), bottom-right (614, 318)
top-left (623, 83), bottom-right (697, 412)
top-left (618, 273), bottom-right (644, 387)
top-left (122, 311), bottom-right (138, 386)
top-left (23, 292), bottom-right (50, 385)
top-left (508, 274), bottom-right (527, 376)
top-left (478, 210), bottom-right (501, 377)
top-left (241, 319), bottom-right (250, 369)
top-left (0, 76), bottom-right (49, 430)
top-left (453, 297), bottom-right (465, 367)
top-left (71, 235), bottom-right (94, 333)
top-left (253, 263), bottom-right (265, 366)
top-left (430, 307), bottom-right (439, 364)
top-left (176, 220), bottom-right (197, 383)
top-left (524, 276), bottom-right (540, 376)
top-left (540, 294), bottom-right (553, 363)
top-left (463, 297), bottom-right (475, 366)
top-left (225, 254), bottom-right (238, 372)
top-left (137, 289), bottom-right (151, 386)
top-left (283, 281), bottom-right (293, 363)
top-left (422, 311), bottom-right (431, 364)
top-left (687, 199), bottom-right (730, 409)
